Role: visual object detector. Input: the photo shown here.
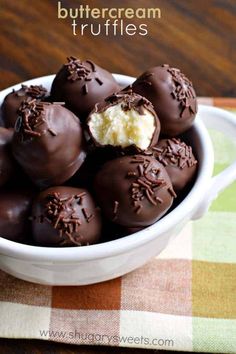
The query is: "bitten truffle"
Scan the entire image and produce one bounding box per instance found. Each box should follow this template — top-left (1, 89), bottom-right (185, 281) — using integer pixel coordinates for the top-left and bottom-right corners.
top-left (50, 56), bottom-right (120, 122)
top-left (131, 64), bottom-right (198, 137)
top-left (1, 84), bottom-right (48, 128)
top-left (94, 155), bottom-right (176, 227)
top-left (0, 127), bottom-right (16, 186)
top-left (0, 189), bottom-right (33, 243)
top-left (87, 90), bottom-right (160, 151)
top-left (152, 138), bottom-right (198, 193)
top-left (32, 186), bottom-right (102, 247)
top-left (12, 99), bottom-right (86, 188)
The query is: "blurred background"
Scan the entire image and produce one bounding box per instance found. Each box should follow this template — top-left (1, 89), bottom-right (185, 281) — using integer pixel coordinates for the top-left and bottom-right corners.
top-left (0, 0), bottom-right (236, 97)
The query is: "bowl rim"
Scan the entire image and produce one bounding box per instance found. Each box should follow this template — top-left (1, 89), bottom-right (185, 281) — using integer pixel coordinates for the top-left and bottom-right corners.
top-left (0, 74), bottom-right (214, 262)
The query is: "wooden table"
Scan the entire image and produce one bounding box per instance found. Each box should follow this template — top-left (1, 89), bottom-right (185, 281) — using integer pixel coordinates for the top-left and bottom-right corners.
top-left (1, 0), bottom-right (236, 96)
top-left (0, 0), bottom-right (235, 353)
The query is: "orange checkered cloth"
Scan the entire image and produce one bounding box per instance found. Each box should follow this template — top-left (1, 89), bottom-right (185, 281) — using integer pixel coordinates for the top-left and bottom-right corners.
top-left (0, 98), bottom-right (236, 352)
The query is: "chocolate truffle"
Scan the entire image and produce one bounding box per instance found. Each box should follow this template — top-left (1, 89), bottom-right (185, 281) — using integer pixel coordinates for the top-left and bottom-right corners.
top-left (12, 99), bottom-right (86, 188)
top-left (131, 65), bottom-right (198, 137)
top-left (152, 138), bottom-right (198, 193)
top-left (87, 90), bottom-right (160, 151)
top-left (0, 127), bottom-right (16, 186)
top-left (0, 189), bottom-right (33, 243)
top-left (32, 186), bottom-right (102, 247)
top-left (50, 56), bottom-right (119, 122)
top-left (94, 155), bottom-right (176, 228)
top-left (1, 84), bottom-right (48, 128)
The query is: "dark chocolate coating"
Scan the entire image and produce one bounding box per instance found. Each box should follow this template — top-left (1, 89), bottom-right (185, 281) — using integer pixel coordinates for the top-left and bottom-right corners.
top-left (12, 100), bottom-right (86, 188)
top-left (0, 128), bottom-right (36, 189)
top-left (94, 155), bottom-right (176, 228)
top-left (122, 225), bottom-right (145, 235)
top-left (152, 138), bottom-right (198, 193)
top-left (0, 189), bottom-right (33, 243)
top-left (131, 65), bottom-right (198, 137)
top-left (65, 151), bottom-right (100, 190)
top-left (50, 56), bottom-right (119, 122)
top-left (65, 146), bottom-right (133, 191)
top-left (32, 186), bottom-right (102, 247)
top-left (0, 127), bottom-right (16, 186)
top-left (1, 85), bottom-right (48, 128)
top-left (101, 220), bottom-right (144, 243)
top-left (86, 90), bottom-right (160, 150)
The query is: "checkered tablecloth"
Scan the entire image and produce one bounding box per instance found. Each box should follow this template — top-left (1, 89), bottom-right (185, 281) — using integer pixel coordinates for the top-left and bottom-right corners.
top-left (0, 98), bottom-right (235, 353)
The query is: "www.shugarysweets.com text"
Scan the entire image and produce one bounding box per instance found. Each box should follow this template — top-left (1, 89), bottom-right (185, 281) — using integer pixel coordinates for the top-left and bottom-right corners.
top-left (57, 2), bottom-right (162, 37)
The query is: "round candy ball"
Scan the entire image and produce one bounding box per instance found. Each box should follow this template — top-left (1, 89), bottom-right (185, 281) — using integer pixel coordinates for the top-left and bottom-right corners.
top-left (131, 64), bottom-right (198, 137)
top-left (32, 186), bottom-right (102, 247)
top-left (12, 99), bottom-right (86, 188)
top-left (50, 56), bottom-right (120, 122)
top-left (1, 84), bottom-right (48, 128)
top-left (152, 138), bottom-right (198, 193)
top-left (94, 155), bottom-right (176, 228)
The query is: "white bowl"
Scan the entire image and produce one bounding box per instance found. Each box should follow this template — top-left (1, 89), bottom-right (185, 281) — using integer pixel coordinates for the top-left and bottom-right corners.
top-left (0, 74), bottom-right (236, 285)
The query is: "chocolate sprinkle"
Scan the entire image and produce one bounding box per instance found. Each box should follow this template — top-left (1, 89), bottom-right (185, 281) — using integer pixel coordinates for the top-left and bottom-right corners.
top-left (134, 204), bottom-right (142, 214)
top-left (65, 56), bottom-right (91, 81)
top-left (82, 207), bottom-right (94, 223)
top-left (152, 138), bottom-right (197, 169)
top-left (103, 90), bottom-right (155, 116)
top-left (43, 192), bottom-right (85, 245)
top-left (128, 156), bottom-right (174, 209)
top-left (16, 84), bottom-right (47, 99)
top-left (48, 128), bottom-right (57, 136)
top-left (65, 56), bottom-right (104, 94)
top-left (163, 65), bottom-right (197, 118)
top-left (113, 201), bottom-right (119, 215)
top-left (16, 98), bottom-right (46, 140)
top-left (95, 77), bottom-right (103, 85)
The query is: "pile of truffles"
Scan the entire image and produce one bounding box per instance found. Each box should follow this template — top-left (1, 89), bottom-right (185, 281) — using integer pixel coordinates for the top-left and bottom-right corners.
top-left (0, 57), bottom-right (198, 247)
